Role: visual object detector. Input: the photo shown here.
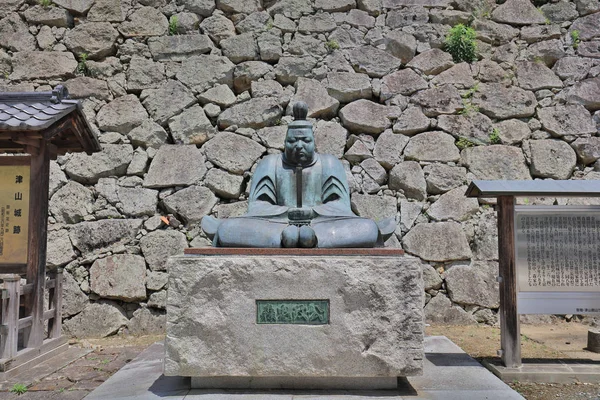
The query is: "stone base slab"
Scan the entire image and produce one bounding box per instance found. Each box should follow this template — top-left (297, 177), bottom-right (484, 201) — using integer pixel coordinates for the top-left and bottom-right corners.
top-left (165, 254), bottom-right (424, 387)
top-left (191, 376), bottom-right (398, 390)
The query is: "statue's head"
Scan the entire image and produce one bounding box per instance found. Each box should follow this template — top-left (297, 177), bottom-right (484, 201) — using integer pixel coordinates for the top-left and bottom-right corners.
top-left (284, 102), bottom-right (315, 166)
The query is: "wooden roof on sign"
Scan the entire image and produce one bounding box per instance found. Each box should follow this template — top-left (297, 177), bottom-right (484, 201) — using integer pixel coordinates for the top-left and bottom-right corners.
top-left (466, 180), bottom-right (600, 198)
top-left (0, 85), bottom-right (101, 156)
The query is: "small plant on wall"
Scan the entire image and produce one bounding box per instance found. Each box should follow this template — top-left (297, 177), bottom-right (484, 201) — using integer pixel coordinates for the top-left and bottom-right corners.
top-left (444, 24), bottom-right (477, 63)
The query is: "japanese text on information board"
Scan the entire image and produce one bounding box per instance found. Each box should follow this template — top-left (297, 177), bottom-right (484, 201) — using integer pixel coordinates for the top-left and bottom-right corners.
top-left (0, 164), bottom-right (30, 265)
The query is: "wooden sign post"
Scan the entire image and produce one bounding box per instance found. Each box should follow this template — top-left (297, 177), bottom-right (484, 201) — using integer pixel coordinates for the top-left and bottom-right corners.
top-left (467, 180), bottom-right (600, 375)
top-left (0, 86), bottom-right (100, 375)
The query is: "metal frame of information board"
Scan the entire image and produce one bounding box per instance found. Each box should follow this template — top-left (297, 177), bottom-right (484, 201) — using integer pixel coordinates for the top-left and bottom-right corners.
top-left (466, 180), bottom-right (600, 369)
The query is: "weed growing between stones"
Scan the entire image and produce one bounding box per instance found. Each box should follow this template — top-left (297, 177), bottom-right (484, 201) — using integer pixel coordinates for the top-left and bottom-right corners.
top-left (39, 0), bottom-right (52, 7)
top-left (444, 24), bottom-right (477, 63)
top-left (325, 40), bottom-right (340, 53)
top-left (10, 383), bottom-right (28, 395)
top-left (489, 128), bottom-right (501, 144)
top-left (77, 53), bottom-right (88, 75)
top-left (456, 137), bottom-right (476, 150)
top-left (570, 30), bottom-right (580, 49)
top-left (169, 15), bottom-right (178, 36)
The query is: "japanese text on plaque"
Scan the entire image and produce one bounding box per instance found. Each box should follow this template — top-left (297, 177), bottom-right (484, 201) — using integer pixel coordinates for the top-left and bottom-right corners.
top-left (0, 164), bottom-right (30, 265)
top-left (515, 210), bottom-right (600, 292)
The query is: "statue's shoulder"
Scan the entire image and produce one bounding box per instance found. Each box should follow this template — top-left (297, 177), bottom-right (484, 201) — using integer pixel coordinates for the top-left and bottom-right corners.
top-left (318, 153), bottom-right (344, 171)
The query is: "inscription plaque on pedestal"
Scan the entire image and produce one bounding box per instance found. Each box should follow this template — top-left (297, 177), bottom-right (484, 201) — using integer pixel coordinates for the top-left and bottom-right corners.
top-left (515, 206), bottom-right (600, 314)
top-left (256, 300), bottom-right (329, 325)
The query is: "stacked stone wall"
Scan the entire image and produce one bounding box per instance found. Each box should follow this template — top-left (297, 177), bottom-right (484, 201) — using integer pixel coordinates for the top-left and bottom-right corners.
top-left (1, 0), bottom-right (600, 336)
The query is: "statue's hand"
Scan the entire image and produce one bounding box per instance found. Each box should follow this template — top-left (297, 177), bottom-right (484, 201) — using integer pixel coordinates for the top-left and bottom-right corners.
top-left (288, 207), bottom-right (315, 221)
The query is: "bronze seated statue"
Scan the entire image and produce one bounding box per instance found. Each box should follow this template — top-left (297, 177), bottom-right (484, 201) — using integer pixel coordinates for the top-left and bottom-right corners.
top-left (201, 102), bottom-right (395, 248)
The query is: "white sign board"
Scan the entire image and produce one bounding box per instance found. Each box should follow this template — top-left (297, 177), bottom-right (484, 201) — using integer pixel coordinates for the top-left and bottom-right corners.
top-left (515, 206), bottom-right (600, 314)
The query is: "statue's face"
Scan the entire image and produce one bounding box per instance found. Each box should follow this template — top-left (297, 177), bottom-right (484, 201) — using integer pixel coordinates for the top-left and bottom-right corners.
top-left (284, 128), bottom-right (315, 166)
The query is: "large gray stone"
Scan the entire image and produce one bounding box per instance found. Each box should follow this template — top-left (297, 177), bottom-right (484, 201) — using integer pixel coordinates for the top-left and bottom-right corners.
top-left (178, 0), bottom-right (215, 16)
top-left (403, 222), bottom-right (472, 262)
top-left (289, 78), bottom-right (339, 119)
top-left (168, 105), bottom-right (215, 146)
top-left (205, 168), bottom-right (244, 199)
top-left (571, 137), bottom-right (600, 165)
top-left (392, 107), bottom-right (430, 135)
top-left (162, 185), bottom-right (218, 224)
top-left (473, 211), bottom-right (499, 261)
top-left (64, 22), bottom-right (119, 60)
top-left (47, 229), bottom-right (76, 267)
top-left (217, 0), bottom-right (260, 14)
top-left (386, 6), bottom-right (428, 28)
top-left (326, 72), bottom-right (372, 103)
top-left (9, 51), bottom-right (77, 80)
top-left (567, 78), bottom-right (600, 112)
top-left (461, 145), bottom-right (531, 180)
top-left (538, 105), bottom-right (597, 139)
top-left (491, 0), bottom-right (547, 25)
top-left (493, 119), bottom-right (531, 145)
top-left (525, 139), bottom-right (576, 180)
top-left (527, 39), bottom-right (565, 67)
top-left (23, 5), bottom-right (71, 27)
top-left (553, 57), bottom-right (595, 82)
top-left (198, 84), bottom-right (236, 107)
top-left (90, 255), bottom-right (147, 301)
top-left (351, 194), bottom-right (397, 221)
top-left (570, 11), bottom-right (600, 41)
top-left (423, 164), bottom-right (466, 195)
top-left (87, 0), bottom-right (126, 22)
top-left (49, 181), bottom-right (94, 224)
top-left (217, 98), bottom-right (282, 129)
top-left (140, 230), bottom-right (188, 271)
top-left (472, 18), bottom-right (518, 45)
top-left (381, 69), bottom-right (427, 97)
top-left (96, 95), bottom-right (148, 134)
top-left (348, 46), bottom-right (402, 78)
top-left (220, 33), bottom-right (259, 64)
top-left (274, 56), bottom-right (317, 85)
top-left (403, 131), bottom-right (460, 163)
top-left (430, 62), bottom-right (475, 89)
top-left (144, 145), bottom-right (207, 188)
top-left (437, 113), bottom-right (494, 146)
top-left (203, 132), bottom-right (266, 174)
top-left (445, 261), bottom-right (499, 308)
top-left (127, 120), bottom-right (169, 149)
top-left (148, 35), bottom-right (213, 61)
top-left (389, 161), bottom-right (427, 201)
top-left (0, 12), bottom-right (36, 52)
top-left (384, 30), bottom-right (417, 64)
top-left (298, 13), bottom-right (337, 33)
top-left (177, 55), bottom-right (235, 93)
top-left (118, 7), bottom-right (168, 37)
top-left (412, 85), bottom-right (463, 117)
top-left (64, 144), bottom-right (134, 184)
top-left (52, 0), bottom-right (94, 13)
top-left (314, 121), bottom-right (348, 159)
top-left (126, 56), bottom-right (165, 92)
top-left (472, 83), bottom-right (537, 120)
top-left (373, 129), bottom-right (409, 169)
top-left (516, 61), bottom-right (562, 91)
top-left (64, 302), bottom-right (128, 338)
top-left (541, 1), bottom-right (578, 23)
top-left (315, 0), bottom-right (356, 12)
top-left (128, 307), bottom-right (166, 335)
top-left (62, 271), bottom-right (88, 318)
top-left (165, 255), bottom-right (424, 379)
top-left (257, 125), bottom-right (286, 150)
top-left (69, 219), bottom-right (142, 254)
top-left (141, 80), bottom-right (196, 126)
top-left (64, 77), bottom-right (111, 101)
top-left (406, 48), bottom-right (453, 75)
top-left (428, 185), bottom-right (478, 222)
top-left (339, 99), bottom-right (397, 134)
top-left (424, 294), bottom-right (476, 325)
top-left (234, 61), bottom-right (273, 92)
top-left (199, 14), bottom-right (235, 44)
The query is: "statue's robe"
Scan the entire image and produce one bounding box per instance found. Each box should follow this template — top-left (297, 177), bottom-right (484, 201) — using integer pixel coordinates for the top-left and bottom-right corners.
top-left (209, 153), bottom-right (390, 247)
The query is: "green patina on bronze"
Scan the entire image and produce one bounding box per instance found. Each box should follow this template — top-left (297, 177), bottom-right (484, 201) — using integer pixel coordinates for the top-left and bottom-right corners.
top-left (256, 300), bottom-right (329, 325)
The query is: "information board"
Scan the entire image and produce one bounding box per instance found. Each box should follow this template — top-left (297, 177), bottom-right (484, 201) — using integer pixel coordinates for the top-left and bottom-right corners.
top-left (0, 163), bottom-right (30, 265)
top-left (515, 206), bottom-right (600, 314)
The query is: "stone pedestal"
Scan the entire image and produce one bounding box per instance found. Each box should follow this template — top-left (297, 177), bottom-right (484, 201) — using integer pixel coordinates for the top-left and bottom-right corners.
top-left (164, 251), bottom-right (424, 390)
